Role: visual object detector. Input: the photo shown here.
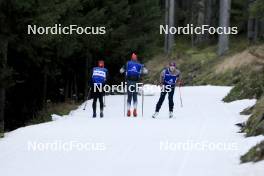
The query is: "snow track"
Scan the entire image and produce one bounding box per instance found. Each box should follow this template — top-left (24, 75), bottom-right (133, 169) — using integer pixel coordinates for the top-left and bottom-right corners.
top-left (0, 86), bottom-right (264, 176)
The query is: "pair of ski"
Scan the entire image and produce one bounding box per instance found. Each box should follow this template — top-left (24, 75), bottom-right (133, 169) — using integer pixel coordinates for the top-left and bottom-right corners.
top-left (152, 113), bottom-right (174, 119)
top-left (152, 86), bottom-right (183, 118)
top-left (123, 82), bottom-right (144, 117)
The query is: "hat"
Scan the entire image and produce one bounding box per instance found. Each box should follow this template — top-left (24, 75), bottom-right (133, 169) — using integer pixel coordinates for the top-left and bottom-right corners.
top-left (98, 60), bottom-right (104, 68)
top-left (131, 53), bottom-right (137, 61)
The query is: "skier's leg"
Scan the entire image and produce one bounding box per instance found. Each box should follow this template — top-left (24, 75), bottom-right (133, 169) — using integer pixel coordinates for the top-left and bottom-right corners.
top-left (155, 91), bottom-right (167, 112)
top-left (99, 92), bottom-right (104, 117)
top-left (126, 81), bottom-right (133, 116)
top-left (168, 87), bottom-right (175, 112)
top-left (133, 91), bottom-right (138, 107)
top-left (92, 92), bottom-right (98, 117)
top-left (128, 81), bottom-right (138, 117)
top-left (132, 82), bottom-right (138, 109)
top-left (99, 93), bottom-right (104, 110)
top-left (127, 91), bottom-right (132, 110)
top-left (168, 87), bottom-right (175, 118)
top-left (132, 91), bottom-right (138, 117)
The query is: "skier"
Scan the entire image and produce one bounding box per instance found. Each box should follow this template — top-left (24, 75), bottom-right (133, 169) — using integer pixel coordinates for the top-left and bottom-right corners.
top-left (120, 53), bottom-right (148, 117)
top-left (152, 61), bottom-right (182, 118)
top-left (90, 60), bottom-right (108, 118)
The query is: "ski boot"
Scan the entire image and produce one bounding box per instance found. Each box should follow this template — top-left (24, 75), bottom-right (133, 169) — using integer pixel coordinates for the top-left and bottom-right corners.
top-left (100, 111), bottom-right (104, 118)
top-left (133, 109), bottom-right (137, 117)
top-left (127, 110), bottom-right (131, 117)
top-left (152, 112), bottom-right (158, 118)
top-left (169, 111), bottom-right (173, 118)
top-left (92, 112), bottom-right (96, 118)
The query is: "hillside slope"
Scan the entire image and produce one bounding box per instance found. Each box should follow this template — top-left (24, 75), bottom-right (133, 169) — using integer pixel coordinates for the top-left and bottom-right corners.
top-left (145, 43), bottom-right (264, 163)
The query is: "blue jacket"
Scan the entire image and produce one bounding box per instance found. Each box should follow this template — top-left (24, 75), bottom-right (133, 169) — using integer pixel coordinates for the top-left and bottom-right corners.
top-left (162, 68), bottom-right (180, 86)
top-left (91, 67), bottom-right (108, 84)
top-left (126, 61), bottom-right (143, 80)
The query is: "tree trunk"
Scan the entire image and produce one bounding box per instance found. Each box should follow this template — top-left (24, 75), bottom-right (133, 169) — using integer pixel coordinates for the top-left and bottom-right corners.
top-left (0, 36), bottom-right (8, 135)
top-left (65, 80), bottom-right (69, 101)
top-left (191, 1), bottom-right (195, 47)
top-left (70, 78), bottom-right (74, 100)
top-left (168, 0), bottom-right (175, 55)
top-left (74, 74), bottom-right (78, 102)
top-left (254, 19), bottom-right (259, 42)
top-left (248, 18), bottom-right (255, 42)
top-left (260, 19), bottom-right (264, 39)
top-left (210, 0), bottom-right (218, 28)
top-left (84, 53), bottom-right (91, 99)
top-left (196, 0), bottom-right (206, 44)
top-left (218, 0), bottom-right (231, 56)
top-left (204, 0), bottom-right (212, 41)
top-left (42, 65), bottom-right (48, 109)
top-left (164, 0), bottom-right (169, 54)
top-left (247, 0), bottom-right (258, 43)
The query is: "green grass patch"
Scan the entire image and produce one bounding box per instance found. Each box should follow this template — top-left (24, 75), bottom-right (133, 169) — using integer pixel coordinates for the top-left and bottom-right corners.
top-left (26, 102), bottom-right (80, 125)
top-left (146, 36), bottom-right (252, 86)
top-left (223, 68), bottom-right (264, 102)
top-left (229, 36), bottom-right (249, 54)
top-left (243, 96), bottom-right (264, 136)
top-left (241, 141), bottom-right (264, 163)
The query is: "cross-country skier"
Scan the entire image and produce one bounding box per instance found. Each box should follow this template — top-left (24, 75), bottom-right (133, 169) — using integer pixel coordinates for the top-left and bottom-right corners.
top-left (90, 60), bottom-right (108, 118)
top-left (152, 61), bottom-right (182, 118)
top-left (120, 53), bottom-right (148, 117)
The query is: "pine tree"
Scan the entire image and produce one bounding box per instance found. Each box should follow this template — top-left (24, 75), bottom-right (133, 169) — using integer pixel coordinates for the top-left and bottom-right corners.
top-left (218, 0), bottom-right (231, 56)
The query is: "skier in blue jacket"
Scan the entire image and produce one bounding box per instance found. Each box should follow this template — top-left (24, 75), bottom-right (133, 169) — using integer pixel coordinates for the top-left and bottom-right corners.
top-left (91, 60), bottom-right (108, 118)
top-left (120, 53), bottom-right (148, 117)
top-left (152, 61), bottom-right (182, 118)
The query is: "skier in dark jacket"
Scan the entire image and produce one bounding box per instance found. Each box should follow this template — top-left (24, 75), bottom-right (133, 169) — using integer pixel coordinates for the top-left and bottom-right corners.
top-left (120, 53), bottom-right (148, 117)
top-left (90, 60), bottom-right (108, 118)
top-left (152, 61), bottom-right (182, 118)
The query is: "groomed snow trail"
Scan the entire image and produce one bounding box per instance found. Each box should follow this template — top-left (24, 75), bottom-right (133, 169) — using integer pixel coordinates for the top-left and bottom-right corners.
top-left (0, 86), bottom-right (264, 176)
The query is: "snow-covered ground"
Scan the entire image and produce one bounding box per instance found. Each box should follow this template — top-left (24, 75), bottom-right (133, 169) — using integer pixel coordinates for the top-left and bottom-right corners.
top-left (0, 86), bottom-right (264, 176)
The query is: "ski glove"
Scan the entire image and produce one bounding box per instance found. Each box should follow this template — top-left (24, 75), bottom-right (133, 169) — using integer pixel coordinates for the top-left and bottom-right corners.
top-left (142, 67), bottom-right (148, 75)
top-left (178, 80), bottom-right (184, 86)
top-left (120, 67), bottom-right (125, 74)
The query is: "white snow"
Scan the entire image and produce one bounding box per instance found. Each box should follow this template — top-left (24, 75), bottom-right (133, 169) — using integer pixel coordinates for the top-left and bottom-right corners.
top-left (0, 86), bottom-right (264, 176)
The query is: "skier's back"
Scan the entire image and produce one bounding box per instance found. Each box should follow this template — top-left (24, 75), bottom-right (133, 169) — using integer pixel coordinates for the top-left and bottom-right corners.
top-left (120, 53), bottom-right (148, 117)
top-left (90, 60), bottom-right (108, 118)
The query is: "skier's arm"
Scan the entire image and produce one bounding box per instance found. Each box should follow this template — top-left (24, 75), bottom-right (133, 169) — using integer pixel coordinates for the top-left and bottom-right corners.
top-left (106, 70), bottom-right (109, 84)
top-left (141, 65), bottom-right (148, 75)
top-left (159, 70), bottom-right (165, 85)
top-left (176, 70), bottom-right (183, 86)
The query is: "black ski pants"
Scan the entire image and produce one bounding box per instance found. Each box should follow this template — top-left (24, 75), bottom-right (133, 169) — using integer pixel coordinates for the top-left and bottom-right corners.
top-left (127, 80), bottom-right (138, 108)
top-left (92, 91), bottom-right (104, 114)
top-left (155, 87), bottom-right (175, 112)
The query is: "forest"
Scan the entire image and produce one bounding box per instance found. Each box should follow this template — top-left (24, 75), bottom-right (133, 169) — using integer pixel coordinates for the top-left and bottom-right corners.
top-left (0, 0), bottom-right (264, 134)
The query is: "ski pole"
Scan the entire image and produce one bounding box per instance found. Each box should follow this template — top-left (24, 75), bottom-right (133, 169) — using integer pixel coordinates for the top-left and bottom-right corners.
top-left (103, 93), bottom-right (106, 107)
top-left (179, 85), bottom-right (183, 108)
top-left (142, 86), bottom-right (144, 117)
top-left (83, 87), bottom-right (91, 110)
top-left (124, 82), bottom-right (126, 117)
